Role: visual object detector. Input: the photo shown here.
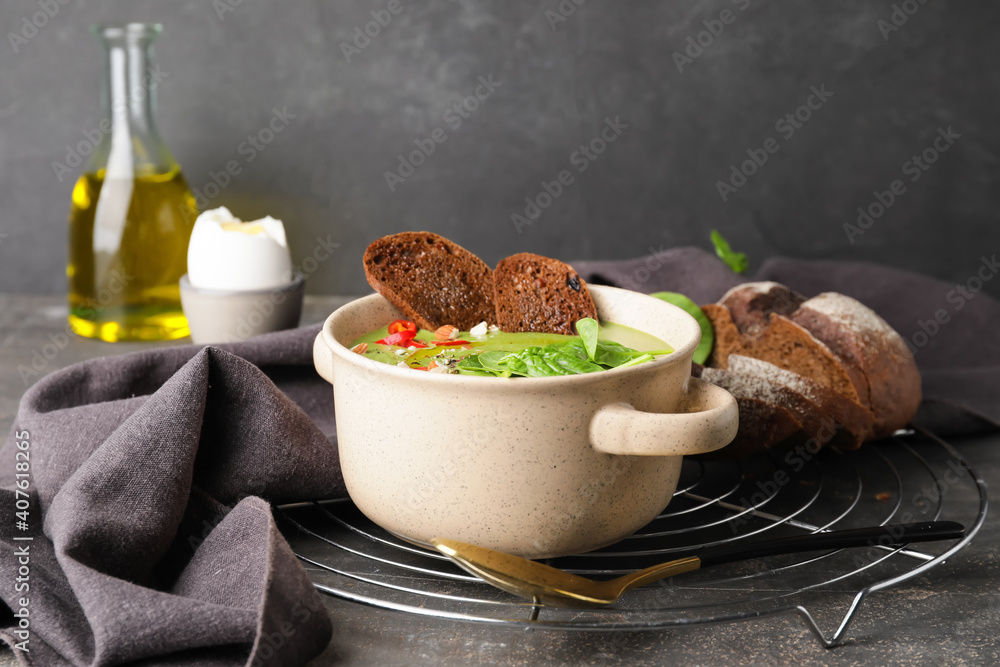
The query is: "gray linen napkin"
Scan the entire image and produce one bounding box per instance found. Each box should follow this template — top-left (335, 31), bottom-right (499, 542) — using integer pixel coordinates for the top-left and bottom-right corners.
top-left (0, 333), bottom-right (340, 666)
top-left (1, 248), bottom-right (997, 665)
top-left (574, 247), bottom-right (1000, 433)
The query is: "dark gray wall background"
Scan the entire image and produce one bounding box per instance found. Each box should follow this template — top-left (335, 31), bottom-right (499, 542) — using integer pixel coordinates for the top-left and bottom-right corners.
top-left (1, 0), bottom-right (998, 297)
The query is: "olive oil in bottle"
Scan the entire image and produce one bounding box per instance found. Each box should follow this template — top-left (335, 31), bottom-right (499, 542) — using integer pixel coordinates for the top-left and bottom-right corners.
top-left (68, 23), bottom-right (197, 342)
top-left (68, 167), bottom-right (197, 341)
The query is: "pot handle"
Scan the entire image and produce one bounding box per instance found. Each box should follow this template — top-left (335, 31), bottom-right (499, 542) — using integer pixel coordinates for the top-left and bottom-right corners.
top-left (590, 376), bottom-right (738, 456)
top-left (313, 332), bottom-right (335, 385)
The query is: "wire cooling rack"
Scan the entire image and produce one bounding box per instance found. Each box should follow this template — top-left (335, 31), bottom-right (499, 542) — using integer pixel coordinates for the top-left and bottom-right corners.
top-left (275, 425), bottom-right (987, 647)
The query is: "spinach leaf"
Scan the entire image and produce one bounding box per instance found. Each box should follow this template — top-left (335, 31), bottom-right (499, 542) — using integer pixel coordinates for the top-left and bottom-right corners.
top-left (650, 292), bottom-right (715, 365)
top-left (517, 347), bottom-right (602, 376)
top-left (556, 338), bottom-right (629, 366)
top-left (513, 349), bottom-right (557, 377)
top-left (575, 317), bottom-right (599, 361)
top-left (710, 230), bottom-right (748, 274)
top-left (594, 340), bottom-right (637, 368)
top-left (455, 356), bottom-right (495, 376)
top-left (542, 347), bottom-right (604, 374)
top-left (501, 354), bottom-right (530, 377)
top-left (458, 355), bottom-right (484, 369)
top-left (555, 339), bottom-right (589, 361)
top-left (477, 350), bottom-right (513, 377)
top-left (454, 328), bottom-right (669, 377)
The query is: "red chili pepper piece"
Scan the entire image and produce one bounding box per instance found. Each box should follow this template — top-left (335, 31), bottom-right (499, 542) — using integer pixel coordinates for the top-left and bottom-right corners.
top-left (411, 365), bottom-right (430, 370)
top-left (387, 319), bottom-right (418, 336)
top-left (375, 330), bottom-right (417, 346)
top-left (432, 339), bottom-right (471, 346)
top-left (407, 340), bottom-right (429, 348)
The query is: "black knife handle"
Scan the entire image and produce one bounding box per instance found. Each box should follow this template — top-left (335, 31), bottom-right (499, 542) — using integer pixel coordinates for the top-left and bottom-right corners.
top-left (699, 521), bottom-right (965, 569)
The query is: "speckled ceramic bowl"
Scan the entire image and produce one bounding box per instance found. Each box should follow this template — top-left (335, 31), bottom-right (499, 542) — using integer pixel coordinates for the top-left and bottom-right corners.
top-left (313, 285), bottom-right (738, 558)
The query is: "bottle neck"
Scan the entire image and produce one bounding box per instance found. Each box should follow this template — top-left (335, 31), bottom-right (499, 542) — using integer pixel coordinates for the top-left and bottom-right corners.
top-left (92, 24), bottom-right (174, 176)
top-left (104, 39), bottom-right (157, 134)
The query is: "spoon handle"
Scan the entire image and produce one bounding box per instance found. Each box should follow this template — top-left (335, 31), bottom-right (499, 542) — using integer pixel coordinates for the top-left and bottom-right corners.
top-left (698, 520), bottom-right (965, 568)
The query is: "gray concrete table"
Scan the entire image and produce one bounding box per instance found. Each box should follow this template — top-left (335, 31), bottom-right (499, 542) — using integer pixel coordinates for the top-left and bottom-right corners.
top-left (1, 294), bottom-right (998, 666)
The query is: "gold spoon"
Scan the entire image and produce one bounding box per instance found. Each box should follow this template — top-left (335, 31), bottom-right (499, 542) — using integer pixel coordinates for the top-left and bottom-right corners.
top-left (432, 521), bottom-right (964, 607)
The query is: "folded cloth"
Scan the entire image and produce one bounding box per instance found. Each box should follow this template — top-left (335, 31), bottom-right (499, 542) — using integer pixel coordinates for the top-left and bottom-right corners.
top-left (574, 247), bottom-right (1000, 433)
top-left (0, 332), bottom-right (338, 666)
top-left (2, 248), bottom-right (998, 665)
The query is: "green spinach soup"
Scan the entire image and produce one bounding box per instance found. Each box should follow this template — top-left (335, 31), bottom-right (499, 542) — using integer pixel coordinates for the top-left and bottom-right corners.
top-left (348, 317), bottom-right (673, 377)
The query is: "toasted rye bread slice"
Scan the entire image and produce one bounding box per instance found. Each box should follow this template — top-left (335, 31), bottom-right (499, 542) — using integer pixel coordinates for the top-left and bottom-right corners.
top-left (493, 253), bottom-right (597, 335)
top-left (363, 232), bottom-right (495, 331)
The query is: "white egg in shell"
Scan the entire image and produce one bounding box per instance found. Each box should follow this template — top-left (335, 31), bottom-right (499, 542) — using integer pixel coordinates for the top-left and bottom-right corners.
top-left (187, 207), bottom-right (293, 291)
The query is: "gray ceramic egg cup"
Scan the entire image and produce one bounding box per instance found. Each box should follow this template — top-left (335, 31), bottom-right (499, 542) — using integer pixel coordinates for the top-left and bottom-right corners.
top-left (179, 271), bottom-right (305, 344)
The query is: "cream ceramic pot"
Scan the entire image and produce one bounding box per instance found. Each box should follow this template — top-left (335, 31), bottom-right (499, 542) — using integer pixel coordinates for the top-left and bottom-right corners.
top-left (313, 285), bottom-right (738, 558)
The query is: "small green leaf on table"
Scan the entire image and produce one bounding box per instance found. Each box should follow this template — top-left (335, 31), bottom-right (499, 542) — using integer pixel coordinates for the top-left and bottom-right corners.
top-left (710, 230), bottom-right (748, 274)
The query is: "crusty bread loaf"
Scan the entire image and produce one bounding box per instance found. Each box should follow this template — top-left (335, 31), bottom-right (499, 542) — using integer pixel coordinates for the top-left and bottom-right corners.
top-left (363, 232), bottom-right (495, 331)
top-left (493, 253), bottom-right (597, 335)
top-left (791, 292), bottom-right (921, 438)
top-left (699, 282), bottom-right (920, 456)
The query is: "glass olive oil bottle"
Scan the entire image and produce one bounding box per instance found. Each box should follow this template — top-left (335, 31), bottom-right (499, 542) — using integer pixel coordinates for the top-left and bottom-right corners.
top-left (67, 24), bottom-right (197, 342)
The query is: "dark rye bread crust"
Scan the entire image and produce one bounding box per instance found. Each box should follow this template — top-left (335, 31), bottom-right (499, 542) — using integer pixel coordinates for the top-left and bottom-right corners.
top-left (493, 253), bottom-right (597, 335)
top-left (791, 292), bottom-right (921, 438)
top-left (363, 232), bottom-right (495, 331)
top-left (720, 281), bottom-right (806, 336)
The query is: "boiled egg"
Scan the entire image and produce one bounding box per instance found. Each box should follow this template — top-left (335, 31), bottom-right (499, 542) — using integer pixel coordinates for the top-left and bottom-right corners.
top-left (187, 207), bottom-right (293, 291)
